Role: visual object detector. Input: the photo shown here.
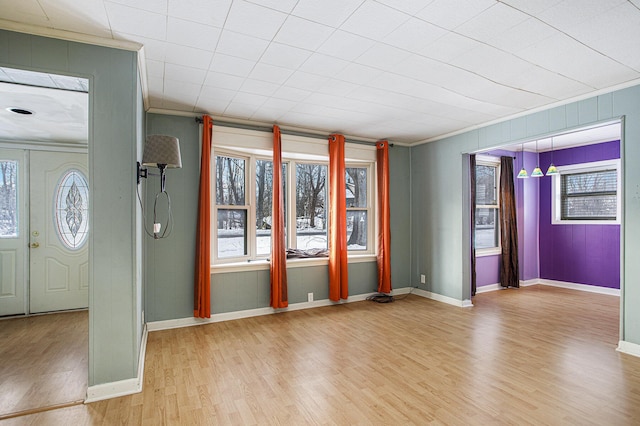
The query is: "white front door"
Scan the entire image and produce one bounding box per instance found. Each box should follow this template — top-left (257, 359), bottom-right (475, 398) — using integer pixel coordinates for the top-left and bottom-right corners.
top-left (29, 151), bottom-right (89, 313)
top-left (0, 149), bottom-right (27, 316)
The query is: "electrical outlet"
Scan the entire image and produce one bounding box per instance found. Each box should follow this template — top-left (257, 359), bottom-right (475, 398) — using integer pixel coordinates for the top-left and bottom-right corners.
top-left (420, 274), bottom-right (426, 284)
top-left (307, 292), bottom-right (314, 302)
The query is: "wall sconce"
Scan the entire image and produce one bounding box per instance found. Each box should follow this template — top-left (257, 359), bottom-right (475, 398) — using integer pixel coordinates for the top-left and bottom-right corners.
top-left (137, 134), bottom-right (182, 239)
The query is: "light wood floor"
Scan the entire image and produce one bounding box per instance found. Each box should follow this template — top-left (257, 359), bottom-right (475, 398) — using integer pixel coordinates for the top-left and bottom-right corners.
top-left (0, 311), bottom-right (88, 419)
top-left (6, 285), bottom-right (640, 425)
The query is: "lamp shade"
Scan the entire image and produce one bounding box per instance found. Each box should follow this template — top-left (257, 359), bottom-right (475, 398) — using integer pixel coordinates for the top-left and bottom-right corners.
top-left (142, 135), bottom-right (182, 168)
top-left (517, 167), bottom-right (529, 178)
top-left (531, 166), bottom-right (544, 177)
top-left (546, 164), bottom-right (559, 175)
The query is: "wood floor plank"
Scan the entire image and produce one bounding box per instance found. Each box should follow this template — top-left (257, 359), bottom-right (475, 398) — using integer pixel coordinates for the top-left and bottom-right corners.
top-left (6, 286), bottom-right (640, 425)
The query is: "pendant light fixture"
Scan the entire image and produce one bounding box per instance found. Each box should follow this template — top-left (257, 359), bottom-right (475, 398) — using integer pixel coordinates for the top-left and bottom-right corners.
top-left (546, 136), bottom-right (559, 176)
top-left (517, 142), bottom-right (529, 178)
top-left (531, 139), bottom-right (543, 177)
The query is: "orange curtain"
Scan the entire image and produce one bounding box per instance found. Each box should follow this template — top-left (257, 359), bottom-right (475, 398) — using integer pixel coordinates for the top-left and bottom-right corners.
top-left (376, 140), bottom-right (392, 294)
top-left (270, 125), bottom-right (288, 308)
top-left (194, 115), bottom-right (212, 318)
top-left (328, 134), bottom-right (348, 301)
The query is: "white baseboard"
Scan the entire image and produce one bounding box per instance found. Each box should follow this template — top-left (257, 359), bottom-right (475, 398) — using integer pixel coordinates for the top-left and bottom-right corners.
top-left (617, 340), bottom-right (640, 358)
top-left (411, 288), bottom-right (471, 307)
top-left (538, 279), bottom-right (620, 296)
top-left (475, 279), bottom-right (620, 296)
top-left (85, 324), bottom-right (148, 403)
top-left (147, 287), bottom-right (413, 332)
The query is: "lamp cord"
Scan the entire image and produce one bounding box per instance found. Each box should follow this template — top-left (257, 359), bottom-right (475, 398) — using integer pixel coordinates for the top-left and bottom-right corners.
top-left (136, 184), bottom-right (174, 239)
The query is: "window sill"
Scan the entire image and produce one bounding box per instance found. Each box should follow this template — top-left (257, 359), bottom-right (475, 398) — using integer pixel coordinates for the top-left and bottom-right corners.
top-left (211, 254), bottom-right (376, 274)
top-left (476, 248), bottom-right (501, 257)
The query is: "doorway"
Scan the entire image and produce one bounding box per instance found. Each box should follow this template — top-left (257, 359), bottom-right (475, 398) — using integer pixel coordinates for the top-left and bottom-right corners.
top-left (0, 68), bottom-right (90, 417)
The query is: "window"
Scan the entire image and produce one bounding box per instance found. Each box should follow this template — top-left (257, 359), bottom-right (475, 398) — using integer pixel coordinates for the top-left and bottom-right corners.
top-left (54, 169), bottom-right (89, 250)
top-left (346, 167), bottom-right (369, 251)
top-left (215, 154), bottom-right (248, 259)
top-left (475, 156), bottom-right (500, 255)
top-left (552, 159), bottom-right (621, 224)
top-left (0, 161), bottom-right (18, 238)
top-left (213, 142), bottom-right (375, 265)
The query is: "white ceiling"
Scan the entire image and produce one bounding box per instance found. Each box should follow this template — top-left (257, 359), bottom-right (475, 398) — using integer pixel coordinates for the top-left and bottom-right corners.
top-left (1, 0), bottom-right (639, 145)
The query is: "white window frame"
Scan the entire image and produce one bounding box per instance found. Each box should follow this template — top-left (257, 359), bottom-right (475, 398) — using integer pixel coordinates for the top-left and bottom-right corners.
top-left (551, 159), bottom-right (621, 225)
top-left (210, 127), bottom-right (377, 269)
top-left (475, 155), bottom-right (501, 257)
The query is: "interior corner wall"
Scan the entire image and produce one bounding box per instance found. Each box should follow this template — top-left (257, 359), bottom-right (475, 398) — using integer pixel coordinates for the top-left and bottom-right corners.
top-left (0, 30), bottom-right (142, 386)
top-left (411, 85), bottom-right (640, 347)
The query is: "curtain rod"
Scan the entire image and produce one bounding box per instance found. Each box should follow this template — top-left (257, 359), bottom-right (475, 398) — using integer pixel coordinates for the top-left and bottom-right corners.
top-left (195, 117), bottom-right (393, 147)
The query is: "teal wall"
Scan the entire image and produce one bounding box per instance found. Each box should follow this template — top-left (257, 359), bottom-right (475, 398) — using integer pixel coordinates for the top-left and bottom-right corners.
top-left (410, 87), bottom-right (640, 346)
top-left (144, 114), bottom-right (412, 321)
top-left (0, 30), bottom-right (144, 385)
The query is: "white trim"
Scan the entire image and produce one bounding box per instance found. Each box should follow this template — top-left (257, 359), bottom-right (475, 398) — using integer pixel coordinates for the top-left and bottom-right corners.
top-left (85, 324), bottom-right (148, 403)
top-left (551, 159), bottom-right (621, 225)
top-left (539, 279), bottom-right (620, 296)
top-left (148, 287), bottom-right (412, 332)
top-left (211, 255), bottom-right (376, 274)
top-left (475, 279), bottom-right (620, 296)
top-left (0, 19), bottom-right (142, 52)
top-left (617, 340), bottom-right (640, 358)
top-left (411, 288), bottom-right (469, 307)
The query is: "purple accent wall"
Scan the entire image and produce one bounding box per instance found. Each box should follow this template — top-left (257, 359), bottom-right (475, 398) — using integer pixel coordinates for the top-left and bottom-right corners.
top-left (538, 140), bottom-right (620, 289)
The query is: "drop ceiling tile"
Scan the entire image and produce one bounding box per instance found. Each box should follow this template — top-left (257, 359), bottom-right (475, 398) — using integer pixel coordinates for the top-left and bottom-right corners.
top-left (0, 0), bottom-right (48, 20)
top-left (50, 75), bottom-right (88, 92)
top-left (335, 63), bottom-right (383, 85)
top-left (166, 17), bottom-right (222, 50)
top-left (271, 86), bottom-right (311, 102)
top-left (209, 53), bottom-right (255, 77)
top-left (165, 43), bottom-right (213, 69)
top-left (224, 100), bottom-right (264, 119)
top-left (216, 30), bottom-right (269, 61)
top-left (504, 65), bottom-right (592, 99)
top-left (273, 16), bottom-right (334, 51)
top-left (499, 0), bottom-right (562, 15)
top-left (39, 1), bottom-right (111, 38)
top-left (298, 53), bottom-right (350, 78)
top-left (105, 2), bottom-right (167, 40)
top-left (285, 71), bottom-right (329, 91)
top-left (488, 17), bottom-right (558, 53)
top-left (416, 0), bottom-right (494, 30)
top-left (291, 0), bottom-right (363, 27)
top-left (145, 59), bottom-right (165, 79)
top-left (260, 43), bottom-right (313, 69)
top-left (1, 67), bottom-right (56, 87)
top-left (261, 97), bottom-right (297, 111)
top-left (565, 3), bottom-right (640, 71)
top-left (165, 63), bottom-right (207, 84)
top-left (232, 91), bottom-right (269, 105)
top-left (163, 79), bottom-right (201, 104)
top-left (419, 32), bottom-right (482, 63)
top-left (168, 0), bottom-right (231, 28)
top-left (107, 0), bottom-right (168, 13)
top-left (316, 79), bottom-right (359, 96)
top-left (340, 1), bottom-right (409, 39)
top-left (455, 3), bottom-right (529, 43)
top-left (146, 76), bottom-right (164, 97)
top-left (518, 32), bottom-right (638, 88)
top-left (383, 17), bottom-right (447, 53)
top-left (240, 79), bottom-right (279, 96)
top-left (224, 0), bottom-right (287, 40)
top-left (355, 43), bottom-right (413, 72)
top-left (536, 0), bottom-right (627, 30)
top-left (375, 0), bottom-right (431, 15)
top-left (199, 85), bottom-right (237, 102)
top-left (249, 63), bottom-right (294, 85)
top-left (126, 35), bottom-right (167, 61)
top-left (317, 30), bottom-right (376, 61)
top-left (195, 96), bottom-right (231, 113)
top-left (245, 0), bottom-right (298, 13)
top-left (450, 44), bottom-right (532, 83)
top-left (203, 71), bottom-right (245, 90)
